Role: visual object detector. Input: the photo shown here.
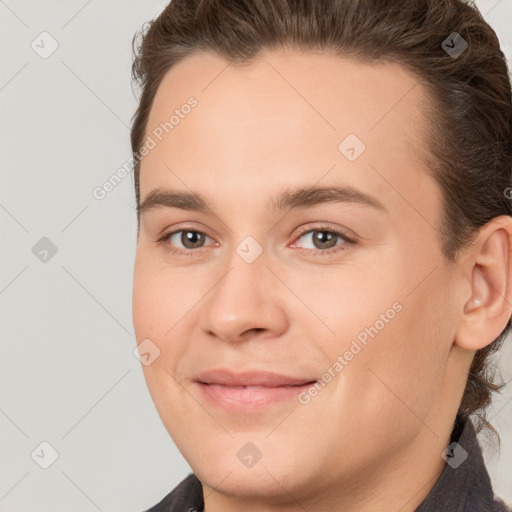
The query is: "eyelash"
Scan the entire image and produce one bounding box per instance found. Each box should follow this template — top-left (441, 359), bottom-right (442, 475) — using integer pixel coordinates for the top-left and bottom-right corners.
top-left (157, 224), bottom-right (357, 258)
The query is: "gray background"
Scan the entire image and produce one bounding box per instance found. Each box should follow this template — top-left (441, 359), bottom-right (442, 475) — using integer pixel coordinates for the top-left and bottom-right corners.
top-left (0, 1), bottom-right (511, 510)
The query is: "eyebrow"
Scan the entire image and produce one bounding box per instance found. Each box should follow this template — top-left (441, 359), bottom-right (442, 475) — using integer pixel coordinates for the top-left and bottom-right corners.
top-left (138, 185), bottom-right (386, 217)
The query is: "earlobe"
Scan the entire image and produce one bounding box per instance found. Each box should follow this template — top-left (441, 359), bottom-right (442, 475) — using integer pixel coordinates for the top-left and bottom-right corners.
top-left (454, 216), bottom-right (512, 351)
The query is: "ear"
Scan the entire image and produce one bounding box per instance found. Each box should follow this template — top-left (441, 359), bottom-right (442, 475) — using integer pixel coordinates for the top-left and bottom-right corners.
top-left (454, 215), bottom-right (512, 351)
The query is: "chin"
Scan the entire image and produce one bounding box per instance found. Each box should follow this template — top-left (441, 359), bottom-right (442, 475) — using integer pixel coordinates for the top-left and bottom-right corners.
top-left (187, 434), bottom-right (317, 495)
top-left (194, 462), bottom-right (303, 501)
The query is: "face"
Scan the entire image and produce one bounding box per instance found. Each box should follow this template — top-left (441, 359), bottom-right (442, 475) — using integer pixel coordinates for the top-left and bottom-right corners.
top-left (132, 49), bottom-right (461, 504)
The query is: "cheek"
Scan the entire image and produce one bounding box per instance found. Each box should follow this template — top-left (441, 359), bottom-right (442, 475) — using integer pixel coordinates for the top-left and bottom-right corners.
top-left (287, 260), bottom-right (405, 358)
top-left (132, 252), bottom-right (182, 339)
top-left (302, 250), bottom-right (452, 430)
top-left (132, 252), bottom-right (201, 390)
top-left (353, 273), bottom-right (453, 427)
top-left (132, 252), bottom-right (151, 331)
top-left (132, 260), bottom-right (185, 434)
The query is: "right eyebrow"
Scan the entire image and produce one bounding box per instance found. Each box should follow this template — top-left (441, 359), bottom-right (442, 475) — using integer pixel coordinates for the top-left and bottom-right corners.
top-left (139, 189), bottom-right (209, 217)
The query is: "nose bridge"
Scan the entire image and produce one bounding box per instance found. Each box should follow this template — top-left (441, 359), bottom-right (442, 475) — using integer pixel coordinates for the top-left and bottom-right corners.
top-left (199, 239), bottom-right (287, 341)
top-left (212, 241), bottom-right (269, 315)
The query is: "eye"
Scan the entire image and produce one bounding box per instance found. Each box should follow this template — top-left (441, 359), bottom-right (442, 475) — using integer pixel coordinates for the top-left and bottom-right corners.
top-left (159, 229), bottom-right (215, 255)
top-left (291, 226), bottom-right (356, 254)
top-left (158, 225), bottom-right (356, 257)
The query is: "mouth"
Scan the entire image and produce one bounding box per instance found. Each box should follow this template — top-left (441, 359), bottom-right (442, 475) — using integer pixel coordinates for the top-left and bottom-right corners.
top-left (194, 369), bottom-right (318, 387)
top-left (193, 369), bottom-right (318, 412)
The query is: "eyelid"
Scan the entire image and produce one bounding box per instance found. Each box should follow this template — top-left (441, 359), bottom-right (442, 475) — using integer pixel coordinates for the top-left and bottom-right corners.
top-left (159, 222), bottom-right (216, 242)
top-left (290, 223), bottom-right (357, 245)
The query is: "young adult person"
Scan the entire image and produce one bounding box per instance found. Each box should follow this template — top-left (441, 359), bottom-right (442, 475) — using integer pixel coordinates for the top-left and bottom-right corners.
top-left (130, 0), bottom-right (512, 510)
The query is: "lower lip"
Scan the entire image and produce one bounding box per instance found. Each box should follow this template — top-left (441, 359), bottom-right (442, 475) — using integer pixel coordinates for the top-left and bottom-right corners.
top-left (195, 382), bottom-right (315, 412)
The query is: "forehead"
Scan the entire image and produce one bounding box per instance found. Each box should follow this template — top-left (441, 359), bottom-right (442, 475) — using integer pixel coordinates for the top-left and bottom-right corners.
top-left (140, 48), bottom-right (439, 226)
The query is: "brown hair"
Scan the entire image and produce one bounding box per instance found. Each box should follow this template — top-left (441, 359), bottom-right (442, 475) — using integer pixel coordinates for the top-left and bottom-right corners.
top-left (130, 0), bottom-right (512, 439)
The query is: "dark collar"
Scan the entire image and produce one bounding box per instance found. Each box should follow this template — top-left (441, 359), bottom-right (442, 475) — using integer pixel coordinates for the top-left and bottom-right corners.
top-left (144, 419), bottom-right (510, 512)
top-left (415, 418), bottom-right (510, 511)
top-left (144, 471), bottom-right (204, 512)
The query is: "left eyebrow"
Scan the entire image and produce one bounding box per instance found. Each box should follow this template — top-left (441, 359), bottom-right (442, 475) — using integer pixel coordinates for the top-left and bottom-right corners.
top-left (268, 185), bottom-right (387, 213)
top-left (138, 184), bottom-right (387, 217)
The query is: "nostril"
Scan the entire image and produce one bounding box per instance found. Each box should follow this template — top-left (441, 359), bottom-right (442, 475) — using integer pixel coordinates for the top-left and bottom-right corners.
top-left (244, 327), bottom-right (265, 336)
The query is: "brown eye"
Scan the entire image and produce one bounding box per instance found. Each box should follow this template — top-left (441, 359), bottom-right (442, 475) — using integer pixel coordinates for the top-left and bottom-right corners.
top-left (180, 230), bottom-right (206, 249)
top-left (295, 229), bottom-right (351, 251)
top-left (310, 231), bottom-right (338, 249)
top-left (164, 230), bottom-right (211, 250)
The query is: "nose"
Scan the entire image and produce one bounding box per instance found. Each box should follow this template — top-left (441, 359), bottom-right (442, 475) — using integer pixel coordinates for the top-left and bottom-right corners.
top-left (198, 244), bottom-right (289, 343)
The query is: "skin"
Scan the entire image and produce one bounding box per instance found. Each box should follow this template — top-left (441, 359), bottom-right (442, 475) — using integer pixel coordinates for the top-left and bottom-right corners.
top-left (132, 48), bottom-right (512, 511)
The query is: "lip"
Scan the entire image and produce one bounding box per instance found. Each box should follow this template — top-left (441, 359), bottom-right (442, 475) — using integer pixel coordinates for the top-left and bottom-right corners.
top-left (193, 369), bottom-right (318, 412)
top-left (194, 369), bottom-right (317, 387)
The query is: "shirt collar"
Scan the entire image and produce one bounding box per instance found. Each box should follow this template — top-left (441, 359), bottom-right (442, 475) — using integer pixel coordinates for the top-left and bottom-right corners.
top-left (415, 417), bottom-right (500, 511)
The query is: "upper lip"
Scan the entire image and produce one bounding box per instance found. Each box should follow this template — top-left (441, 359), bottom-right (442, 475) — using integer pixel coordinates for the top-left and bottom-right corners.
top-left (194, 369), bottom-right (318, 387)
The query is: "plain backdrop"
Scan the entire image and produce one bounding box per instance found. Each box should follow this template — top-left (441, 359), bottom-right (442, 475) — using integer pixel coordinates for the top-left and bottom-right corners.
top-left (0, 1), bottom-right (511, 510)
